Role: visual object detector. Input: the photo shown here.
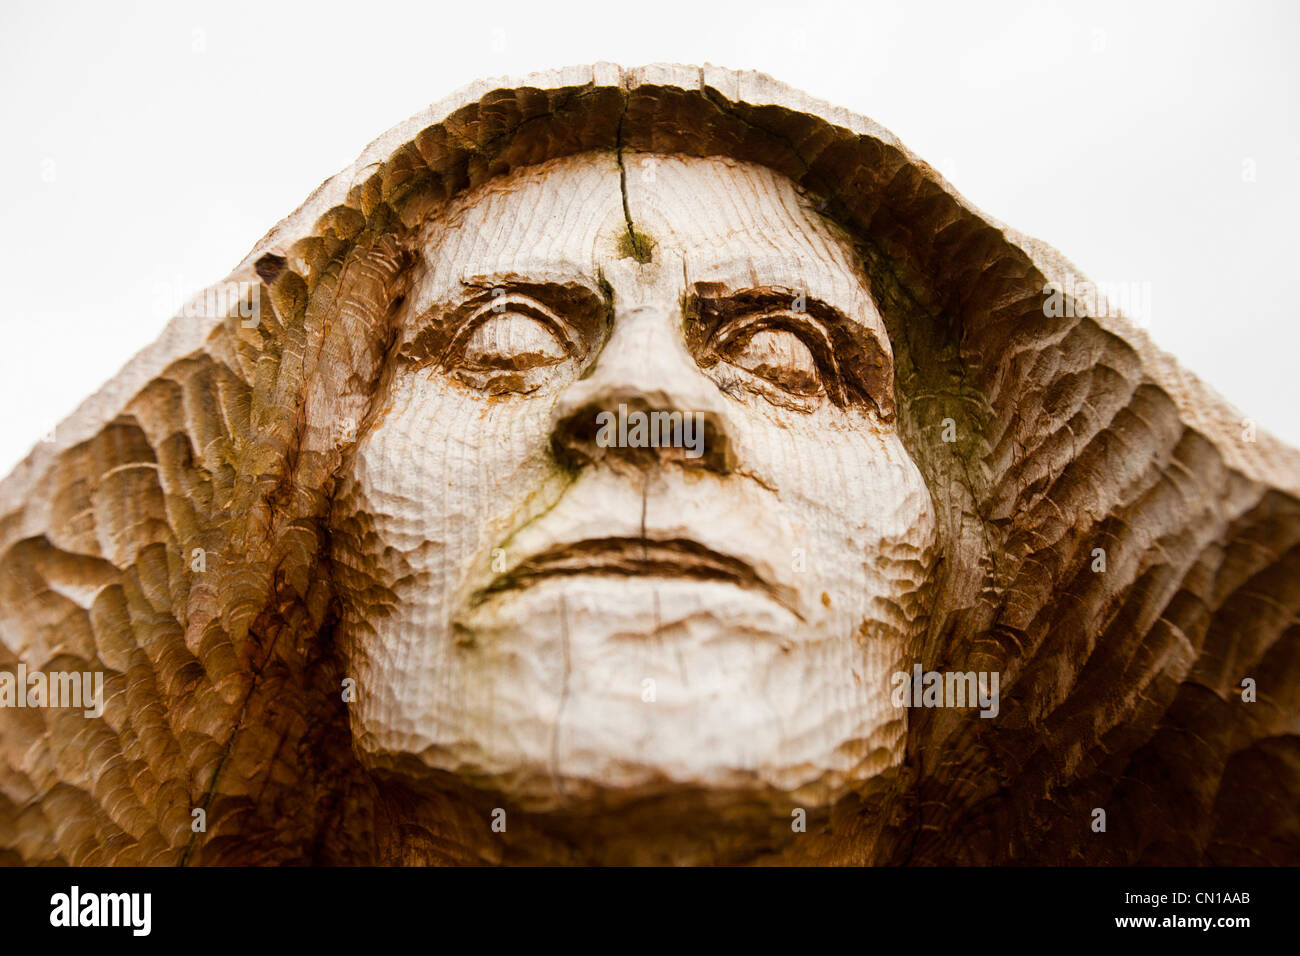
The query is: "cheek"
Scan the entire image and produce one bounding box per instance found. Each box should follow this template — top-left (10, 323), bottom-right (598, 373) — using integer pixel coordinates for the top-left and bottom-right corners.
top-left (348, 372), bottom-right (562, 597)
top-left (732, 410), bottom-right (937, 597)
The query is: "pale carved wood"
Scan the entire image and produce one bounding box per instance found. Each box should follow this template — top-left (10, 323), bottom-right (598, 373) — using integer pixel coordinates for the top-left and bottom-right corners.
top-left (0, 64), bottom-right (1297, 865)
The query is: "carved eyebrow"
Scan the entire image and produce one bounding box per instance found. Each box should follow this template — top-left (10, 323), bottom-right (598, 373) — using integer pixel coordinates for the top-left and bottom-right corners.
top-left (457, 274), bottom-right (608, 306)
top-left (410, 279), bottom-right (608, 327)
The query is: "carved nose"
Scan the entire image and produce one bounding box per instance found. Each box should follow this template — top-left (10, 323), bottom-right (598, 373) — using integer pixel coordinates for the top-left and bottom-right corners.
top-left (550, 305), bottom-right (734, 473)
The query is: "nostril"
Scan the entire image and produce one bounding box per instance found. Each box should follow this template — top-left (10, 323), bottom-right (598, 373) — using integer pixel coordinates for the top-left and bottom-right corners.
top-left (551, 404), bottom-right (604, 469)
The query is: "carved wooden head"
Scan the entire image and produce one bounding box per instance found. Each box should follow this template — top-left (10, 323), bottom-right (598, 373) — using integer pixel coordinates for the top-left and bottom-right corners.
top-left (2, 65), bottom-right (1297, 865)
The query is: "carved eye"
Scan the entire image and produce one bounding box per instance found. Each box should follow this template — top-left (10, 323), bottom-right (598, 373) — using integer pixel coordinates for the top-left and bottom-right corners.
top-left (718, 325), bottom-right (823, 396)
top-left (461, 312), bottom-right (568, 370)
top-left (400, 284), bottom-right (607, 398)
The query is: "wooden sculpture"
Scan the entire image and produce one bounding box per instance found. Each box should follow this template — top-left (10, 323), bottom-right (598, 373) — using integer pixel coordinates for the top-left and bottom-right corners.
top-left (1, 65), bottom-right (1296, 865)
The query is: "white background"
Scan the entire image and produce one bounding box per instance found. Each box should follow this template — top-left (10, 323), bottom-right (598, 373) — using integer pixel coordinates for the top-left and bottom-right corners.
top-left (2, 0), bottom-right (1296, 476)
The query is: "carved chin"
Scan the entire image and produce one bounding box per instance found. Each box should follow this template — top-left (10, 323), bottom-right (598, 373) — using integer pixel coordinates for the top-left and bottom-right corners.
top-left (348, 574), bottom-right (912, 813)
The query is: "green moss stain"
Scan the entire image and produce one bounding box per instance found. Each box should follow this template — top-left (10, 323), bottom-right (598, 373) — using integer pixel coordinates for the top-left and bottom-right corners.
top-left (617, 228), bottom-right (655, 264)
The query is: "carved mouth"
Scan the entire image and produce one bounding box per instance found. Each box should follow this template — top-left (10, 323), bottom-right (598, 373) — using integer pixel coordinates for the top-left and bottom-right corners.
top-left (480, 536), bottom-right (798, 615)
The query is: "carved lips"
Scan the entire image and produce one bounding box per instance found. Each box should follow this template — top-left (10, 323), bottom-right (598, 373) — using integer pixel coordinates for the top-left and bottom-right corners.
top-left (479, 536), bottom-right (800, 617)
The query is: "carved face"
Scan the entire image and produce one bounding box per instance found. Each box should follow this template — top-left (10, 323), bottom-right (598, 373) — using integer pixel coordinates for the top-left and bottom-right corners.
top-left (331, 153), bottom-right (938, 810)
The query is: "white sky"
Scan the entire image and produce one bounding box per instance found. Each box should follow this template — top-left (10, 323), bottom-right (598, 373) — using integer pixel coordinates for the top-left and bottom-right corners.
top-left (2, 0), bottom-right (1297, 477)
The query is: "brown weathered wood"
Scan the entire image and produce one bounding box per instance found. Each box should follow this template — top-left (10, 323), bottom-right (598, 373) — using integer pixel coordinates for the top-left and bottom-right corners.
top-left (1, 64), bottom-right (1297, 865)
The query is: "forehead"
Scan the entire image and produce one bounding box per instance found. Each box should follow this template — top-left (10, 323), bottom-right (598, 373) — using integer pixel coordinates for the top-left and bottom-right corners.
top-left (411, 152), bottom-right (878, 323)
